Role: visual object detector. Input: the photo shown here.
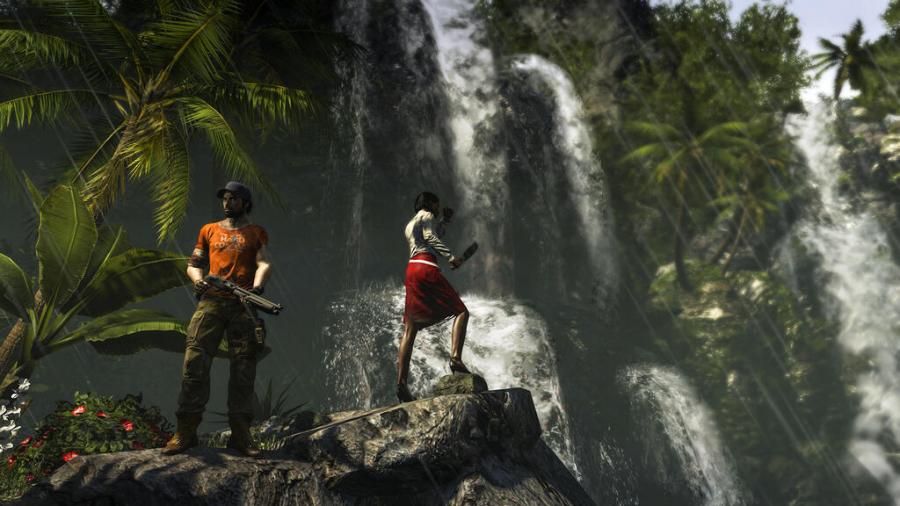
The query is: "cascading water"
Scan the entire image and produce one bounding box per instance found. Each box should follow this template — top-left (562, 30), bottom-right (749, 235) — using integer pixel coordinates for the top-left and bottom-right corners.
top-left (321, 285), bottom-right (580, 477)
top-left (332, 0), bottom-right (371, 288)
top-left (510, 54), bottom-right (618, 303)
top-left (419, 0), bottom-right (510, 293)
top-left (621, 364), bottom-right (745, 506)
top-left (791, 104), bottom-right (900, 500)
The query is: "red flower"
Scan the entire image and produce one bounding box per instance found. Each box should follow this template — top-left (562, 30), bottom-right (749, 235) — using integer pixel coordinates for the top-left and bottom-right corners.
top-left (132, 441), bottom-right (144, 450)
top-left (61, 451), bottom-right (79, 462)
top-left (24, 473), bottom-right (35, 483)
top-left (96, 411), bottom-right (107, 418)
top-left (19, 436), bottom-right (32, 446)
top-left (70, 405), bottom-right (86, 416)
top-left (6, 455), bottom-right (15, 469)
top-left (120, 419), bottom-right (134, 432)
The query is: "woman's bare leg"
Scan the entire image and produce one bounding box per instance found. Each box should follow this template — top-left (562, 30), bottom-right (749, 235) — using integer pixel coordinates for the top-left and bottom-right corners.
top-left (397, 321), bottom-right (419, 385)
top-left (450, 310), bottom-right (469, 365)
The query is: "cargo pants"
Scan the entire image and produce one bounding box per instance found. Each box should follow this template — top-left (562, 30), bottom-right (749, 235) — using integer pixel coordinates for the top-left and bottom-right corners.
top-left (175, 296), bottom-right (257, 417)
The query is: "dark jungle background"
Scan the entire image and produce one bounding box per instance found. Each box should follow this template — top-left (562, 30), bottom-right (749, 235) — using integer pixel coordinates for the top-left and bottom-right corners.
top-left (1, 0), bottom-right (900, 504)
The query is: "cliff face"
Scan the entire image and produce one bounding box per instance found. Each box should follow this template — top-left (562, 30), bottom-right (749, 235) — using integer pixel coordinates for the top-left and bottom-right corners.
top-left (16, 388), bottom-right (594, 506)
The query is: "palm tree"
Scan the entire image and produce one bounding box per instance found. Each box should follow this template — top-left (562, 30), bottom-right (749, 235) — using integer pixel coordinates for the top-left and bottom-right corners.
top-left (812, 19), bottom-right (875, 99)
top-left (0, 0), bottom-right (317, 392)
top-left (0, 0), bottom-right (314, 239)
top-left (708, 119), bottom-right (793, 271)
top-left (622, 120), bottom-right (759, 290)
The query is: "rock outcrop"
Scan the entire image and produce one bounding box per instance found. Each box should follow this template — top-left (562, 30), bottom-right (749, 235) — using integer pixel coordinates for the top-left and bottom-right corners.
top-left (16, 388), bottom-right (594, 505)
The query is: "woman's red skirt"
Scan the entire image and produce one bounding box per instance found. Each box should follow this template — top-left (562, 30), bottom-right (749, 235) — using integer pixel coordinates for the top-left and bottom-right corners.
top-left (403, 253), bottom-right (467, 328)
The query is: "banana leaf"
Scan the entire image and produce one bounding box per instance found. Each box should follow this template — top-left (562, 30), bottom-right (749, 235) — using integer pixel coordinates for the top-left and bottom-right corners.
top-left (0, 253), bottom-right (31, 319)
top-left (36, 185), bottom-right (97, 307)
top-left (58, 308), bottom-right (187, 354)
top-left (76, 248), bottom-right (189, 316)
top-left (60, 225), bottom-right (128, 314)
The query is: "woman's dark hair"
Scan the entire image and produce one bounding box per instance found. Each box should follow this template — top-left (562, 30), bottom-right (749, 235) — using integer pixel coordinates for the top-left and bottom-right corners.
top-left (414, 191), bottom-right (439, 212)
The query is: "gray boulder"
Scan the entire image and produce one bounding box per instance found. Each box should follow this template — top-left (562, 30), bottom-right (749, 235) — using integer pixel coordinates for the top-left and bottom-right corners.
top-left (16, 388), bottom-right (594, 505)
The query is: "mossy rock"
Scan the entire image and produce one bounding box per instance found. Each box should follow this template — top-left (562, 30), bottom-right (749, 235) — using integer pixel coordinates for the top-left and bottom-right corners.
top-left (433, 374), bottom-right (489, 396)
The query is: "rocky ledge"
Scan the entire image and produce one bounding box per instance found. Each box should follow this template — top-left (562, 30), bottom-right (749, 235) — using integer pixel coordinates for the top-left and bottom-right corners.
top-left (16, 387), bottom-right (594, 505)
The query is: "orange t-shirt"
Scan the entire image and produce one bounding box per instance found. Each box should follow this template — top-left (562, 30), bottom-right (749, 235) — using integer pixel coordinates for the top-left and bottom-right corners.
top-left (195, 222), bottom-right (268, 297)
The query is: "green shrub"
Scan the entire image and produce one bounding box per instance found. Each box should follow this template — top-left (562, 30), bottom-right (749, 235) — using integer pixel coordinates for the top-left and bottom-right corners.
top-left (0, 391), bottom-right (172, 500)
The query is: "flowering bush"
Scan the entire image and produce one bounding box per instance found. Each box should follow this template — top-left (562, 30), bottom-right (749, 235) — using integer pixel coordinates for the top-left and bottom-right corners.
top-left (0, 391), bottom-right (172, 500)
top-left (0, 379), bottom-right (30, 453)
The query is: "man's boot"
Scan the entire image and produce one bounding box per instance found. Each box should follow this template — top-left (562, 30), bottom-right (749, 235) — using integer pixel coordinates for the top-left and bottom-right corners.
top-left (161, 413), bottom-right (202, 455)
top-left (227, 415), bottom-right (260, 458)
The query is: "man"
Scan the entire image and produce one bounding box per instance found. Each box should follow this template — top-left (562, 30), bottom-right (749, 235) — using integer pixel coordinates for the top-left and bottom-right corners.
top-left (397, 191), bottom-right (470, 403)
top-left (162, 181), bottom-right (272, 457)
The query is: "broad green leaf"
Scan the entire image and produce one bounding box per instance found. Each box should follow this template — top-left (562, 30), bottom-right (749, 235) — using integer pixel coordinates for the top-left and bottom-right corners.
top-left (36, 185), bottom-right (97, 307)
top-left (23, 173), bottom-right (43, 215)
top-left (0, 253), bottom-right (32, 318)
top-left (60, 308), bottom-right (186, 354)
top-left (59, 225), bottom-right (128, 314)
top-left (77, 248), bottom-right (189, 316)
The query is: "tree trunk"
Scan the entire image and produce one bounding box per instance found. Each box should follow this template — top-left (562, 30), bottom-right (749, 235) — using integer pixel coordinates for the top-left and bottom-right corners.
top-left (709, 211), bottom-right (741, 265)
top-left (722, 210), bottom-right (748, 273)
top-left (0, 290), bottom-right (44, 393)
top-left (674, 197), bottom-right (693, 292)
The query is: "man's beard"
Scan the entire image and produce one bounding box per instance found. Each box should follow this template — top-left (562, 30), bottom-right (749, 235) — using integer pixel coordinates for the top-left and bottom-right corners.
top-left (224, 208), bottom-right (245, 218)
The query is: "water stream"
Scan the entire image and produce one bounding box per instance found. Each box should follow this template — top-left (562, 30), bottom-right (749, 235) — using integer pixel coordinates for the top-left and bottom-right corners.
top-left (792, 105), bottom-right (900, 500)
top-left (621, 364), bottom-right (745, 506)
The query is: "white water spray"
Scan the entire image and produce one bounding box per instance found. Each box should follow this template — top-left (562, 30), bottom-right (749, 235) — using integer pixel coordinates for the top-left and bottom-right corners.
top-left (511, 54), bottom-right (618, 298)
top-left (791, 104), bottom-right (900, 500)
top-left (420, 0), bottom-right (509, 291)
top-left (621, 364), bottom-right (744, 506)
top-left (322, 285), bottom-right (579, 477)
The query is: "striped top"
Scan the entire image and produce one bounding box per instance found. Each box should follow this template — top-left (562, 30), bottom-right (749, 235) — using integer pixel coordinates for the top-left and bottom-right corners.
top-left (405, 210), bottom-right (455, 261)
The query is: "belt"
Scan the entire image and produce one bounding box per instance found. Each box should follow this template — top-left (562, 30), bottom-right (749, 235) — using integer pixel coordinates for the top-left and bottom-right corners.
top-left (409, 259), bottom-right (440, 269)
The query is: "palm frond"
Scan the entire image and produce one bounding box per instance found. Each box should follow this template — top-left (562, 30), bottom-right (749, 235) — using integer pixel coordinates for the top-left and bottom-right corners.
top-left (620, 142), bottom-right (671, 164)
top-left (30, 0), bottom-right (140, 66)
top-left (149, 127), bottom-right (190, 243)
top-left (0, 29), bottom-right (87, 69)
top-left (625, 121), bottom-right (683, 141)
top-left (152, 0), bottom-right (241, 82)
top-left (117, 108), bottom-right (168, 180)
top-left (203, 80), bottom-right (315, 131)
top-left (0, 89), bottom-right (100, 132)
top-left (178, 96), bottom-right (283, 209)
top-left (815, 38), bottom-right (843, 55)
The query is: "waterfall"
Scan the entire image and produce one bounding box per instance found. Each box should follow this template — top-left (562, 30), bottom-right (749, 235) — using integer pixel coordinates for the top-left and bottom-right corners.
top-left (321, 285), bottom-right (580, 477)
top-left (621, 364), bottom-right (745, 506)
top-left (791, 104), bottom-right (900, 500)
top-left (420, 0), bottom-right (510, 292)
top-left (332, 0), bottom-right (371, 288)
top-left (510, 54), bottom-right (618, 303)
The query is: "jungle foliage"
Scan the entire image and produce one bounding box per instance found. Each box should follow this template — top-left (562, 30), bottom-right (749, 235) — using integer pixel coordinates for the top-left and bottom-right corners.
top-left (0, 183), bottom-right (190, 389)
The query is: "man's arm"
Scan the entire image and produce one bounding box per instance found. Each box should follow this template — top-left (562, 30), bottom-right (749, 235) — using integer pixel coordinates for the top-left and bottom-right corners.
top-left (187, 248), bottom-right (206, 283)
top-left (253, 244), bottom-right (273, 291)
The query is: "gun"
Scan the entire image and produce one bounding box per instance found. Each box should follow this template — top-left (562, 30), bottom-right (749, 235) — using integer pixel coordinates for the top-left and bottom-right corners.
top-left (203, 275), bottom-right (284, 315)
top-left (203, 276), bottom-right (284, 346)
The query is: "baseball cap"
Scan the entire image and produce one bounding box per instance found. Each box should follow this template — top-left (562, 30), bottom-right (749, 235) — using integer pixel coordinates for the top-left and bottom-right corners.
top-left (216, 181), bottom-right (252, 202)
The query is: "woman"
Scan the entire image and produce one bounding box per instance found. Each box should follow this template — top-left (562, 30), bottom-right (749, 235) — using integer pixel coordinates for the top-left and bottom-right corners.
top-left (397, 191), bottom-right (470, 402)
